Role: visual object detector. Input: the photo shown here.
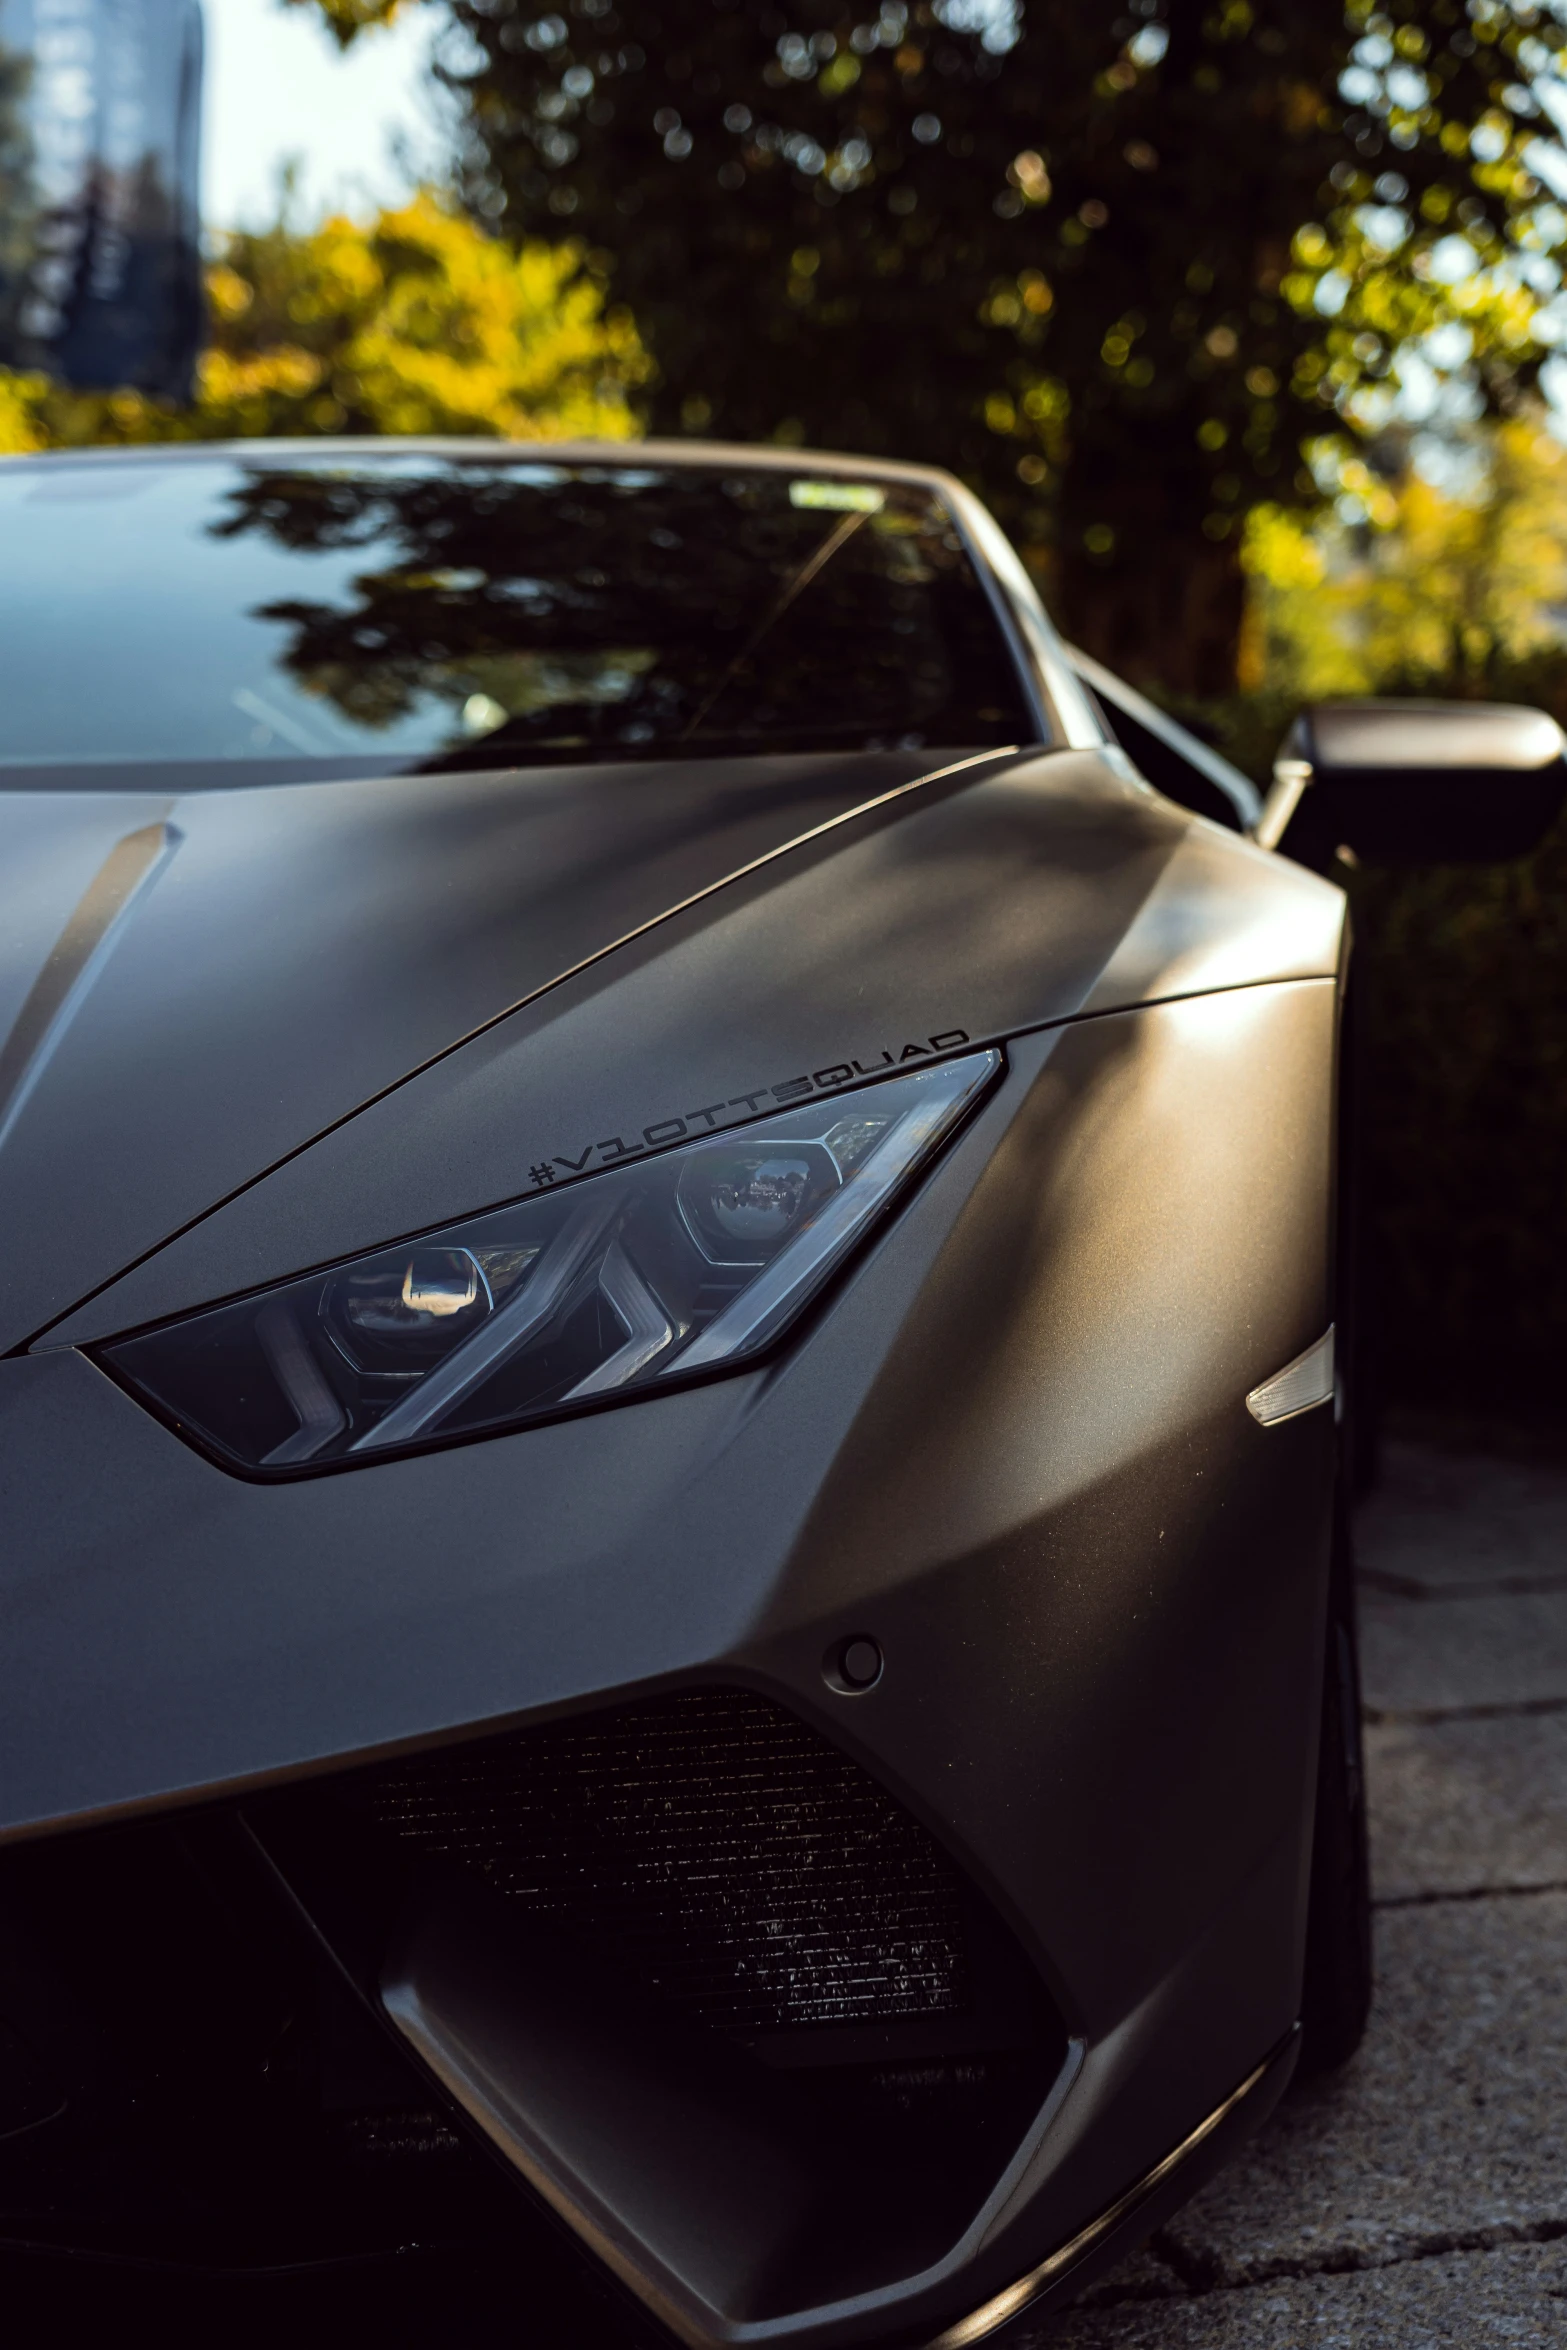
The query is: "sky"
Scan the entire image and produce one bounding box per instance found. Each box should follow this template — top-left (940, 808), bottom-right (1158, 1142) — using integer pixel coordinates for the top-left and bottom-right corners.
top-left (202, 0), bottom-right (451, 229)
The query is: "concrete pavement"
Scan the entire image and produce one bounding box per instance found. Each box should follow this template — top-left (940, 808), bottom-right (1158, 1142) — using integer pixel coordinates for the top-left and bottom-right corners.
top-left (1029, 1441), bottom-right (1567, 2347)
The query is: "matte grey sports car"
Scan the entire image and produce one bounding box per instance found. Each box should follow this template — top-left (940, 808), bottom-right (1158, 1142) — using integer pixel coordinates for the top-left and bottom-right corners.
top-left (1, 441), bottom-right (1561, 2341)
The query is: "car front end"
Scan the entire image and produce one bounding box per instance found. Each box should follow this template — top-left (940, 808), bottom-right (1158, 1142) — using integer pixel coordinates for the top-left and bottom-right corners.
top-left (0, 439), bottom-right (1345, 2342)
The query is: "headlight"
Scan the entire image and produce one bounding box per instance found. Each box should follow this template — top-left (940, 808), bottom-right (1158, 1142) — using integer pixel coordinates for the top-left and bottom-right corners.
top-left (102, 1049), bottom-right (1001, 1474)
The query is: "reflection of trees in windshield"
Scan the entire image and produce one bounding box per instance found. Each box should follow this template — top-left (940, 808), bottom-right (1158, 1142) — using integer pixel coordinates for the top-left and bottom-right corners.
top-left (212, 463), bottom-right (1031, 765)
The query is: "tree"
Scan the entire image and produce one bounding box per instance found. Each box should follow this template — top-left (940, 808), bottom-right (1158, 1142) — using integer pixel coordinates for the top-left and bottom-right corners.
top-left (1244, 414), bottom-right (1567, 700)
top-left (354, 0), bottom-right (1567, 694)
top-left (0, 189), bottom-right (647, 450)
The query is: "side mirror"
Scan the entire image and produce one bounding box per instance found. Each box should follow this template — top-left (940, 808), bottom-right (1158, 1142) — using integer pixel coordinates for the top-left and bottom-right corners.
top-left (1256, 699), bottom-right (1567, 869)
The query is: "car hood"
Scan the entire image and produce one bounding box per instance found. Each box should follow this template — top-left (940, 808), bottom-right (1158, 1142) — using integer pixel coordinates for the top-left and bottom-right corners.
top-left (0, 751), bottom-right (951, 1347)
top-left (10, 746), bottom-right (1346, 1356)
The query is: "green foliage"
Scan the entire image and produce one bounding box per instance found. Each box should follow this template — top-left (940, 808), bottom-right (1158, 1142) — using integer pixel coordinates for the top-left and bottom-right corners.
top-left (1191, 423), bottom-right (1567, 1418)
top-left (1352, 807), bottom-right (1567, 1421)
top-left (0, 193), bottom-right (648, 450)
top-left (409, 0), bottom-right (1567, 692)
top-left (1244, 420), bottom-right (1567, 696)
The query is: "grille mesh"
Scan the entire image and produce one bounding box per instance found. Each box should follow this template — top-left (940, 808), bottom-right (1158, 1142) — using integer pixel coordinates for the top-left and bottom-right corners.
top-left (358, 1688), bottom-right (969, 2036)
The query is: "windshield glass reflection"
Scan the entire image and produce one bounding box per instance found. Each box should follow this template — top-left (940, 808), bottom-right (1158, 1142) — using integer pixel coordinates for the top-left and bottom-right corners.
top-left (0, 454), bottom-right (1036, 786)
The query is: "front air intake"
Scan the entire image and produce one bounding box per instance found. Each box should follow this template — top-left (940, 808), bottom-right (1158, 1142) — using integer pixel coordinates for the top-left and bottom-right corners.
top-left (352, 1688), bottom-right (969, 2039)
top-left (247, 1687), bottom-right (1068, 2326)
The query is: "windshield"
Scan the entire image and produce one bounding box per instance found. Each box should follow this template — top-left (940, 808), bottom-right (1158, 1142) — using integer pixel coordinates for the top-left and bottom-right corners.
top-left (0, 453), bottom-right (1038, 787)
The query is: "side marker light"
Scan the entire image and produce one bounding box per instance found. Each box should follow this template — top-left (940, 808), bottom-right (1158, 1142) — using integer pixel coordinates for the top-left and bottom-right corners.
top-left (1246, 1327), bottom-right (1335, 1427)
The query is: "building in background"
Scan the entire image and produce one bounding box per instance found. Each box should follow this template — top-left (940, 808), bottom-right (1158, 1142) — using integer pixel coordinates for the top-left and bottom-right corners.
top-left (0, 0), bottom-right (202, 397)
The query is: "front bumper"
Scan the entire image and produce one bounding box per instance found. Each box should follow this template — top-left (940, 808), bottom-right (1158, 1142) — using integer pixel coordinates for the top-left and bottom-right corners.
top-left (0, 987), bottom-right (1337, 2341)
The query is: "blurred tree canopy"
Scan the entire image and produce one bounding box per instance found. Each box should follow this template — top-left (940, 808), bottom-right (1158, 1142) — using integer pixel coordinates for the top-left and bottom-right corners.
top-left (300, 0), bottom-right (1567, 695)
top-left (1245, 415), bottom-right (1567, 697)
top-left (0, 192), bottom-right (646, 450)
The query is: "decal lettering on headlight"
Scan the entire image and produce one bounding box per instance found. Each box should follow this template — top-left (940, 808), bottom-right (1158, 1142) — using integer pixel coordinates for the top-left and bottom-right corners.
top-left (524, 1029), bottom-right (973, 1189)
top-left (101, 1048), bottom-right (1002, 1476)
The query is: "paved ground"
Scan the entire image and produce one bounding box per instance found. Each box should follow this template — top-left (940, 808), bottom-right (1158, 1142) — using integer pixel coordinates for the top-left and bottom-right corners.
top-left (1025, 1441), bottom-right (1567, 2347)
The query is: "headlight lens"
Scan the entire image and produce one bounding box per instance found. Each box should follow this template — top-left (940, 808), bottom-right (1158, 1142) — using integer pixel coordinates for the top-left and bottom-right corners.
top-left (102, 1049), bottom-right (1000, 1474)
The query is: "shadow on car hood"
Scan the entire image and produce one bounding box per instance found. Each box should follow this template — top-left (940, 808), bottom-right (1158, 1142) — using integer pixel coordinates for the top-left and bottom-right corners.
top-left (0, 751), bottom-right (962, 1346)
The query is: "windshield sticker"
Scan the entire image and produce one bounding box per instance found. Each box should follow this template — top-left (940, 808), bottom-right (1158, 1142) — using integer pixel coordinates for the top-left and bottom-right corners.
top-left (788, 480), bottom-right (887, 513)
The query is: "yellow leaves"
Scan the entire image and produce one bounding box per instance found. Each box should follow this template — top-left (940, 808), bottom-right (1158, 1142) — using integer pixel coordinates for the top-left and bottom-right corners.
top-left (1012, 375), bottom-right (1071, 468)
top-left (0, 374), bottom-right (194, 450)
top-left (0, 370), bottom-right (50, 453)
top-left (207, 265), bottom-right (253, 321)
top-left (199, 345), bottom-right (326, 439)
top-left (984, 392), bottom-right (1017, 434)
top-left (1246, 419), bottom-right (1567, 699)
top-left (1280, 186), bottom-right (1562, 444)
top-left (0, 192), bottom-right (650, 452)
top-left (279, 0), bottom-right (406, 49)
top-left (1243, 503), bottom-right (1327, 590)
top-left (787, 257), bottom-right (817, 307)
top-left (1197, 417), bottom-right (1228, 450)
top-left (1098, 312), bottom-right (1145, 372)
top-left (1336, 452), bottom-right (1398, 529)
top-left (1008, 151), bottom-right (1051, 205)
top-left (1022, 380), bottom-right (1068, 423)
top-left (984, 268), bottom-right (1053, 334)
